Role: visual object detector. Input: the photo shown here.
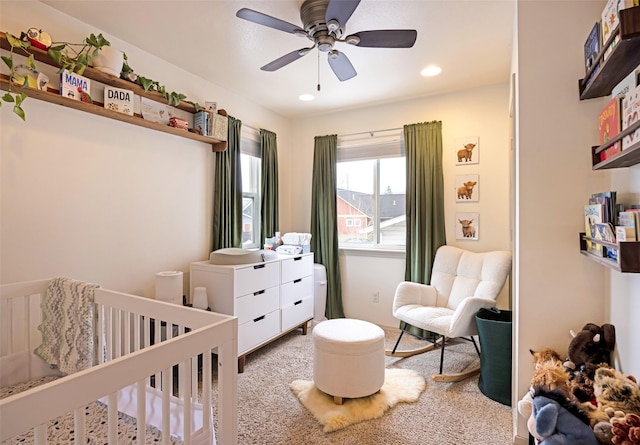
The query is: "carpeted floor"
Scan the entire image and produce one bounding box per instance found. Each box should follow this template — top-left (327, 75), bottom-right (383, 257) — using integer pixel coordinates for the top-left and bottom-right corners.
top-left (211, 322), bottom-right (513, 445)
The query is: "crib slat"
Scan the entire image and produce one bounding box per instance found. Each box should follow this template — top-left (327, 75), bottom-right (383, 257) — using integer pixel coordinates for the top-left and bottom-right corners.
top-left (136, 379), bottom-right (146, 445)
top-left (74, 406), bottom-right (86, 445)
top-left (162, 367), bottom-right (171, 445)
top-left (33, 423), bottom-right (46, 445)
top-left (183, 358), bottom-right (192, 445)
top-left (108, 392), bottom-right (117, 444)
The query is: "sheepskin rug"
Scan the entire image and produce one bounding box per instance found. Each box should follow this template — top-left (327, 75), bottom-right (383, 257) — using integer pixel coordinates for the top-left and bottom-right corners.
top-left (290, 368), bottom-right (426, 432)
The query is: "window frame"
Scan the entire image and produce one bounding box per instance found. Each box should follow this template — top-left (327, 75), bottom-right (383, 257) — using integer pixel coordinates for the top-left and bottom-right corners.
top-left (240, 129), bottom-right (261, 249)
top-left (336, 130), bottom-right (406, 252)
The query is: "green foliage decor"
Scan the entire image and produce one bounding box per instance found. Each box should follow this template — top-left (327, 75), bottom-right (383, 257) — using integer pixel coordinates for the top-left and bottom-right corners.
top-left (2, 30), bottom-right (205, 120)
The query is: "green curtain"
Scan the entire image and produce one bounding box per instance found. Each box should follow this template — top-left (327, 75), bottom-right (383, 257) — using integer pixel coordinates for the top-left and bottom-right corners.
top-left (310, 134), bottom-right (345, 319)
top-left (260, 129), bottom-right (279, 244)
top-left (402, 120), bottom-right (446, 337)
top-left (211, 115), bottom-right (243, 251)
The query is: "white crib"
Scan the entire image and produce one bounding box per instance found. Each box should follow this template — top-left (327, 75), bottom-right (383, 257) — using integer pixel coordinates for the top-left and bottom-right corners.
top-left (0, 278), bottom-right (238, 445)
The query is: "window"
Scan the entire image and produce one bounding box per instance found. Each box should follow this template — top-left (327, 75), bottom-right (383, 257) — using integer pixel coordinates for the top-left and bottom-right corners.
top-left (241, 130), bottom-right (261, 249)
top-left (336, 131), bottom-right (405, 249)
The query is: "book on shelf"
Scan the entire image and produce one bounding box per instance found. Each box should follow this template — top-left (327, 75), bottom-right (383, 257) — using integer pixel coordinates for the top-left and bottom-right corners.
top-left (104, 85), bottom-right (134, 116)
top-left (598, 97), bottom-right (622, 161)
top-left (622, 84), bottom-right (640, 150)
top-left (590, 191), bottom-right (617, 225)
top-left (585, 203), bottom-right (605, 256)
top-left (193, 110), bottom-right (209, 136)
top-left (601, 0), bottom-right (638, 45)
top-left (59, 69), bottom-right (91, 102)
top-left (584, 22), bottom-right (601, 75)
top-left (595, 222), bottom-right (619, 261)
top-left (616, 226), bottom-right (637, 241)
top-left (612, 67), bottom-right (638, 100)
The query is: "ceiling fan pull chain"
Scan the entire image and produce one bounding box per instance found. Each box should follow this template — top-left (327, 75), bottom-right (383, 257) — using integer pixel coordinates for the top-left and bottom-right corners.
top-left (317, 49), bottom-right (321, 91)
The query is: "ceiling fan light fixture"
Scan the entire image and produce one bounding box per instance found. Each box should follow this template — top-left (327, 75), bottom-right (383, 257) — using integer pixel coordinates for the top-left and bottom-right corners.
top-left (421, 65), bottom-right (442, 77)
top-left (344, 34), bottom-right (360, 45)
top-left (293, 29), bottom-right (308, 38)
top-left (327, 19), bottom-right (340, 33)
top-left (299, 93), bottom-right (315, 101)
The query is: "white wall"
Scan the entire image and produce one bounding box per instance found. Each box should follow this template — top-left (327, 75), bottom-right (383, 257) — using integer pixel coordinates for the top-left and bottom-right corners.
top-left (0, 2), bottom-right (292, 297)
top-left (289, 84), bottom-right (512, 327)
top-left (513, 0), bottom-right (640, 442)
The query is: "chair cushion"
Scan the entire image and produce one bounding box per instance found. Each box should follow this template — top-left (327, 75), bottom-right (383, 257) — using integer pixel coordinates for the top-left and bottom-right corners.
top-left (394, 304), bottom-right (454, 336)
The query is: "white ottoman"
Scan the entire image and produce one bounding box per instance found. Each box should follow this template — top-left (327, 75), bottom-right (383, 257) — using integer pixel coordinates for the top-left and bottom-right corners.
top-left (313, 318), bottom-right (385, 404)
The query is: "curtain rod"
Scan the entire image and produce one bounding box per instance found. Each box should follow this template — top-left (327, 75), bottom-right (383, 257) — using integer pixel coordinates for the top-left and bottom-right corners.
top-left (338, 127), bottom-right (403, 138)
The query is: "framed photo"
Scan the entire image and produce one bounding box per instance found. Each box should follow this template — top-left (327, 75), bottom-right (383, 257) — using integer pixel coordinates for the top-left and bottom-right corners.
top-left (456, 213), bottom-right (479, 240)
top-left (455, 174), bottom-right (479, 202)
top-left (455, 136), bottom-right (479, 165)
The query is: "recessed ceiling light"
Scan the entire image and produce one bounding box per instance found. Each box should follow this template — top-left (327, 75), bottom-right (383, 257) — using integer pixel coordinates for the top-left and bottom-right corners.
top-left (299, 94), bottom-right (315, 101)
top-left (421, 65), bottom-right (442, 77)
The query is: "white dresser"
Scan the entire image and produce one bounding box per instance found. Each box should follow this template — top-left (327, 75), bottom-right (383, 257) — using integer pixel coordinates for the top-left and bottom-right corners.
top-left (190, 253), bottom-right (314, 372)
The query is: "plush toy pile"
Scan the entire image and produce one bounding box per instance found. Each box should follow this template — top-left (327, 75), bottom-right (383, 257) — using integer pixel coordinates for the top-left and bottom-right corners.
top-left (518, 323), bottom-right (640, 445)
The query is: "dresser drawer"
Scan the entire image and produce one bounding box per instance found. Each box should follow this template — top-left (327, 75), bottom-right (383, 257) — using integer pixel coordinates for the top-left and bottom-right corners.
top-left (235, 261), bottom-right (280, 297)
top-left (280, 275), bottom-right (313, 307)
top-left (235, 286), bottom-right (280, 325)
top-left (238, 309), bottom-right (280, 354)
top-left (281, 254), bottom-right (313, 283)
top-left (281, 296), bottom-right (313, 332)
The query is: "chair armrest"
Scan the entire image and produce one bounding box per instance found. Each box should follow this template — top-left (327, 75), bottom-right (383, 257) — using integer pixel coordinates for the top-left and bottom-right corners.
top-left (448, 297), bottom-right (496, 338)
top-left (392, 281), bottom-right (437, 316)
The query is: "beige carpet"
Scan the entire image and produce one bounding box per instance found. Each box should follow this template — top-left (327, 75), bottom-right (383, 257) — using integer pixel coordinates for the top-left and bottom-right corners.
top-left (290, 368), bottom-right (426, 432)
top-left (210, 322), bottom-right (513, 444)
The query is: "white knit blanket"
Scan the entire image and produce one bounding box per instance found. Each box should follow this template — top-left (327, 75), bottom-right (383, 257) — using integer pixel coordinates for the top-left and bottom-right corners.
top-left (35, 277), bottom-right (99, 375)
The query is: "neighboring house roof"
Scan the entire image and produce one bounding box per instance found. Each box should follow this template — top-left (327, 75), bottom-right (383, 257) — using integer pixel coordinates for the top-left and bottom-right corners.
top-left (337, 188), bottom-right (405, 219)
top-left (359, 214), bottom-right (407, 234)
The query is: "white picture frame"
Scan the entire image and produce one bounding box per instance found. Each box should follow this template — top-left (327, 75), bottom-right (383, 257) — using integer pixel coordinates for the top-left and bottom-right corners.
top-left (455, 174), bottom-right (479, 202)
top-left (455, 136), bottom-right (479, 165)
top-left (456, 213), bottom-right (479, 240)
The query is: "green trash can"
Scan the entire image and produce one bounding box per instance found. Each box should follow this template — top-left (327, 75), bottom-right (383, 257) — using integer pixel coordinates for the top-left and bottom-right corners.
top-left (475, 307), bottom-right (512, 406)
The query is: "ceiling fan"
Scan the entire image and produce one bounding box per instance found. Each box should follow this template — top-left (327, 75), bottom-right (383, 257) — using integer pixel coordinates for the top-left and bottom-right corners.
top-left (236, 0), bottom-right (417, 82)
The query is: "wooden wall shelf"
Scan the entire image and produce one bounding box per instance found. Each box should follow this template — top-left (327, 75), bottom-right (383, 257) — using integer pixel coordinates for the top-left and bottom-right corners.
top-left (579, 233), bottom-right (640, 273)
top-left (591, 120), bottom-right (640, 169)
top-left (0, 31), bottom-right (227, 152)
top-left (579, 6), bottom-right (640, 100)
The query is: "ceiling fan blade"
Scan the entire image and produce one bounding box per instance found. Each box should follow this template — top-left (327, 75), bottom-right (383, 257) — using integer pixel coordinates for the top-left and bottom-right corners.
top-left (261, 48), bottom-right (312, 72)
top-left (236, 8), bottom-right (304, 34)
top-left (325, 0), bottom-right (361, 25)
top-left (350, 30), bottom-right (417, 48)
top-left (327, 51), bottom-right (357, 81)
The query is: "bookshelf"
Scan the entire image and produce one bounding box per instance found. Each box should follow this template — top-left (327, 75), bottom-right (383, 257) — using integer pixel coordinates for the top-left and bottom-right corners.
top-left (0, 31), bottom-right (227, 152)
top-left (579, 7), bottom-right (640, 100)
top-left (579, 233), bottom-right (640, 273)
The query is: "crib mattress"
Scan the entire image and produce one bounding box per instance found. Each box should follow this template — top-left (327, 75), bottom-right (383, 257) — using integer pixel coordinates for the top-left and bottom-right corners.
top-left (1, 377), bottom-right (182, 445)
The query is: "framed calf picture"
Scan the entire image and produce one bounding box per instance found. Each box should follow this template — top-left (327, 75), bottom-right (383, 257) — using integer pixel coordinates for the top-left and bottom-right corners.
top-left (455, 136), bottom-right (479, 165)
top-left (456, 213), bottom-right (479, 240)
top-left (455, 174), bottom-right (479, 202)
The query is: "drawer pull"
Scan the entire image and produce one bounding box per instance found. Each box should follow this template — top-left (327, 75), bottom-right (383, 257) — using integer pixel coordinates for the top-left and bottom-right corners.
top-left (253, 264), bottom-right (266, 269)
top-left (294, 300), bottom-right (302, 305)
top-left (293, 278), bottom-right (302, 283)
top-left (293, 257), bottom-right (302, 261)
top-left (253, 315), bottom-right (265, 323)
top-left (254, 289), bottom-right (266, 296)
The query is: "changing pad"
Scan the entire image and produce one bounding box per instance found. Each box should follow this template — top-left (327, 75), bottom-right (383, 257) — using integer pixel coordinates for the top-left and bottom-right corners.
top-left (209, 248), bottom-right (270, 265)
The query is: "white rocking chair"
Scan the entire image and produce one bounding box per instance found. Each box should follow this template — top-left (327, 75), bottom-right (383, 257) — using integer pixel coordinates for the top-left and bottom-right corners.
top-left (387, 245), bottom-right (512, 382)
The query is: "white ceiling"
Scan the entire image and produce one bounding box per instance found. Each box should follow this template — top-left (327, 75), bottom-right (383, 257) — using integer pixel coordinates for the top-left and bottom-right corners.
top-left (41, 0), bottom-right (515, 119)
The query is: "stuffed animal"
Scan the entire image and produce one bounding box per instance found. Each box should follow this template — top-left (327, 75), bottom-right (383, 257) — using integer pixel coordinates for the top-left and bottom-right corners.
top-left (611, 412), bottom-right (640, 445)
top-left (593, 408), bottom-right (625, 445)
top-left (519, 348), bottom-right (571, 442)
top-left (565, 323), bottom-right (616, 379)
top-left (583, 367), bottom-right (640, 427)
top-left (531, 388), bottom-right (598, 445)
